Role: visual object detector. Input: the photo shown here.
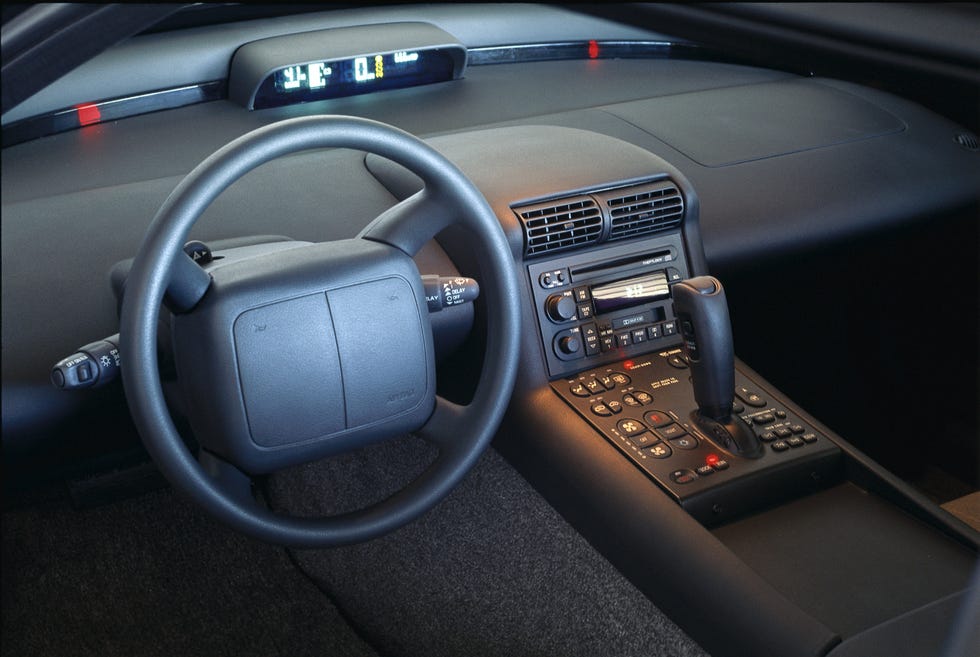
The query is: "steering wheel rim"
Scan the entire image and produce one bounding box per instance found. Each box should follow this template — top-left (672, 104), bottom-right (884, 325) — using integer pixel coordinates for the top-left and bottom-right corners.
top-left (120, 115), bottom-right (521, 548)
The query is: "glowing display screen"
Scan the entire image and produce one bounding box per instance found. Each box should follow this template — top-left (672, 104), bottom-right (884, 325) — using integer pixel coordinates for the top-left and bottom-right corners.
top-left (591, 271), bottom-right (670, 314)
top-left (253, 49), bottom-right (456, 109)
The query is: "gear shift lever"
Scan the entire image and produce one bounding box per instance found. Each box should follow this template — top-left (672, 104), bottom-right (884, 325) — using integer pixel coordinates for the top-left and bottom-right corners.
top-left (673, 277), bottom-right (763, 458)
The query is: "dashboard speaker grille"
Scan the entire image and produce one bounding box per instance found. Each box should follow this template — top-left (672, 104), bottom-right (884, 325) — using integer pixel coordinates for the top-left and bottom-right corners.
top-left (517, 197), bottom-right (603, 256)
top-left (602, 181), bottom-right (684, 240)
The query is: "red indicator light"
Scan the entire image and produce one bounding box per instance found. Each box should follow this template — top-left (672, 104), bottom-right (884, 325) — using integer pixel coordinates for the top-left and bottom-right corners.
top-left (706, 454), bottom-right (720, 467)
top-left (75, 103), bottom-right (101, 127)
top-left (624, 360), bottom-right (634, 370)
top-left (588, 40), bottom-right (600, 59)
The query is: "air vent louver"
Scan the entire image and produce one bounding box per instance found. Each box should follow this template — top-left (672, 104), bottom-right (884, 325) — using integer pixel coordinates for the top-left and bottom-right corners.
top-left (517, 197), bottom-right (603, 256)
top-left (514, 179), bottom-right (685, 258)
top-left (602, 181), bottom-right (684, 241)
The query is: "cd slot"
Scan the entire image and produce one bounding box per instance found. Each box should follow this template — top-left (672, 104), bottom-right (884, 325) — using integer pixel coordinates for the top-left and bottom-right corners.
top-left (570, 248), bottom-right (674, 283)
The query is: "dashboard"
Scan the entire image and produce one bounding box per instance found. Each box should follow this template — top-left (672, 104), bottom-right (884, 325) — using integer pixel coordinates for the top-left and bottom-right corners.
top-left (2, 5), bottom-right (978, 657)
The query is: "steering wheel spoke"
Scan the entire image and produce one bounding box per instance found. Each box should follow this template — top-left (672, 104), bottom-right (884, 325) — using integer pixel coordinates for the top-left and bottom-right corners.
top-left (359, 188), bottom-right (454, 256)
top-left (415, 396), bottom-right (469, 452)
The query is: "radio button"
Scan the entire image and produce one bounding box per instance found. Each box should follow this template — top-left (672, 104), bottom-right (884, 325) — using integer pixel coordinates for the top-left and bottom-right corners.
top-left (609, 372), bottom-right (631, 386)
top-left (616, 332), bottom-right (631, 348)
top-left (662, 321), bottom-right (678, 336)
top-left (628, 433), bottom-right (656, 449)
top-left (582, 323), bottom-right (600, 355)
top-left (633, 391), bottom-right (653, 405)
top-left (591, 403), bottom-right (613, 417)
top-left (666, 267), bottom-right (683, 283)
top-left (647, 325), bottom-right (661, 340)
top-left (669, 436), bottom-right (698, 451)
top-left (631, 329), bottom-right (647, 344)
top-left (557, 335), bottom-right (582, 356)
top-left (545, 293), bottom-right (577, 323)
top-left (577, 303), bottom-right (593, 319)
top-left (600, 336), bottom-right (615, 352)
top-left (643, 410), bottom-right (673, 427)
top-left (657, 423), bottom-right (688, 441)
top-left (735, 386), bottom-right (767, 407)
top-left (670, 469), bottom-right (697, 484)
top-left (574, 286), bottom-right (591, 302)
top-left (617, 418), bottom-right (647, 437)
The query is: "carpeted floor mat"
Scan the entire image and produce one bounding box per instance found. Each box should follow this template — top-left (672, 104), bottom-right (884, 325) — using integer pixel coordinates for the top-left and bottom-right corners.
top-left (268, 438), bottom-right (710, 657)
top-left (2, 485), bottom-right (379, 657)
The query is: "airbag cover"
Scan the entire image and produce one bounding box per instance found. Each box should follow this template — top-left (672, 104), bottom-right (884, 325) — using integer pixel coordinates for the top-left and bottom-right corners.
top-left (172, 239), bottom-right (435, 473)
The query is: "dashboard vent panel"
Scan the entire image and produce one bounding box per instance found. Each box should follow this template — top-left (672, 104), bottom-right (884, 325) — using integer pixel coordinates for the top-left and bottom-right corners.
top-left (517, 197), bottom-right (603, 256)
top-left (602, 181), bottom-right (684, 241)
top-left (514, 179), bottom-right (686, 258)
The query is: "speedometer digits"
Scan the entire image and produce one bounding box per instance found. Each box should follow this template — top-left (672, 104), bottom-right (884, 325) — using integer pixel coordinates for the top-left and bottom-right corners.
top-left (255, 49), bottom-right (454, 109)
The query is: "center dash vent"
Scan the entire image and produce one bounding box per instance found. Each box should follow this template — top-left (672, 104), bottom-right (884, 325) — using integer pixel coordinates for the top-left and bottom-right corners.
top-left (516, 196), bottom-right (603, 256)
top-left (513, 179), bottom-right (686, 258)
top-left (598, 180), bottom-right (684, 241)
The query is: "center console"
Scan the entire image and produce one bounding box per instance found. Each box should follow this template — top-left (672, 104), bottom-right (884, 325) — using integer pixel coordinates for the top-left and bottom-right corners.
top-left (552, 350), bottom-right (841, 525)
top-left (525, 225), bottom-right (842, 526)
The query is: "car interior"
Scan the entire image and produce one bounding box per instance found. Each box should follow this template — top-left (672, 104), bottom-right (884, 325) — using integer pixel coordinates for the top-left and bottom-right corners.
top-left (2, 4), bottom-right (978, 657)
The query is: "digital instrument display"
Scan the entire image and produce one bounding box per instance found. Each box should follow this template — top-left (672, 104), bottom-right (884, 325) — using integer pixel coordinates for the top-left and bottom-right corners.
top-left (252, 49), bottom-right (457, 109)
top-left (590, 271), bottom-right (670, 314)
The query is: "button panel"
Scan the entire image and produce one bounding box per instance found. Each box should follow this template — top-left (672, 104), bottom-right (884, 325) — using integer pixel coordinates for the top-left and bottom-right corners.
top-left (552, 351), bottom-right (842, 526)
top-left (527, 237), bottom-right (691, 380)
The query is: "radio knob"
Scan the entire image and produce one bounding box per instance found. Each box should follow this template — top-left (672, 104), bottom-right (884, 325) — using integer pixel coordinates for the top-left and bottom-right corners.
top-left (557, 335), bottom-right (582, 356)
top-left (545, 294), bottom-right (577, 323)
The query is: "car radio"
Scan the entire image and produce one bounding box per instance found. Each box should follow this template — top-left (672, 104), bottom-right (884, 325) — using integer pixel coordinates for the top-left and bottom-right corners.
top-left (528, 234), bottom-right (690, 379)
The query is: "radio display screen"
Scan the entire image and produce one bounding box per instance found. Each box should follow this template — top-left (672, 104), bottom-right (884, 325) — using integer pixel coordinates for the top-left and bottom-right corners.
top-left (591, 271), bottom-right (670, 314)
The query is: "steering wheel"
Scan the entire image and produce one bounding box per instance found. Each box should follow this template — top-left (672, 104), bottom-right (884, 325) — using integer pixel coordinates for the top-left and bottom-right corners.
top-left (119, 116), bottom-right (520, 548)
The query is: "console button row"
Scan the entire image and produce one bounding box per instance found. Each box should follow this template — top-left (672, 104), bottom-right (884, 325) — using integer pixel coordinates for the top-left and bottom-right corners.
top-left (569, 372), bottom-right (631, 397)
top-left (759, 424), bottom-right (806, 442)
top-left (623, 391), bottom-right (653, 407)
top-left (598, 320), bottom-right (678, 352)
top-left (615, 416), bottom-right (697, 452)
top-left (771, 433), bottom-right (818, 452)
top-left (590, 400), bottom-right (624, 416)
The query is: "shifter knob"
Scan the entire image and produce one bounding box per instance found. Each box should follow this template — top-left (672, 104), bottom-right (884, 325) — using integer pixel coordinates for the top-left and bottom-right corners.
top-left (672, 276), bottom-right (735, 421)
top-left (672, 277), bottom-right (763, 458)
